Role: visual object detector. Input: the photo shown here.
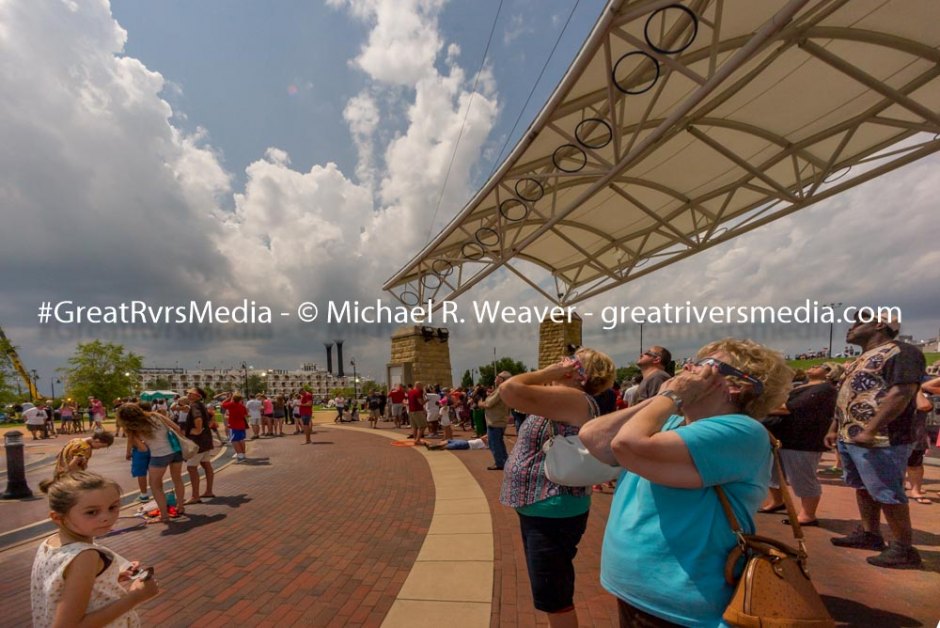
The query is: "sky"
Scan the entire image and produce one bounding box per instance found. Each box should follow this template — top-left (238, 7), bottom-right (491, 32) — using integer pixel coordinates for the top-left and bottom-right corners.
top-left (1, 0), bottom-right (939, 393)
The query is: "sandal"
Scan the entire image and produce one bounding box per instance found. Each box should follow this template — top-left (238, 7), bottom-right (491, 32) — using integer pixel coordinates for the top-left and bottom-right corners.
top-left (782, 518), bottom-right (819, 527)
top-left (757, 503), bottom-right (786, 514)
top-left (912, 496), bottom-right (932, 504)
top-left (200, 493), bottom-right (216, 499)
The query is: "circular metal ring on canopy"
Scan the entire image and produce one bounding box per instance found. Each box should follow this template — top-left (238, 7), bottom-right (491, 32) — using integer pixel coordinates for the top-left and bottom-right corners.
top-left (400, 290), bottom-right (420, 306)
top-left (499, 199), bottom-right (530, 222)
top-left (612, 51), bottom-right (660, 95)
top-left (431, 259), bottom-right (454, 277)
top-left (420, 273), bottom-right (442, 290)
top-left (514, 177), bottom-right (545, 202)
top-left (475, 227), bottom-right (501, 247)
top-left (552, 144), bottom-right (587, 173)
top-left (462, 242), bottom-right (485, 261)
top-left (644, 4), bottom-right (698, 55)
top-left (823, 165), bottom-right (852, 183)
top-left (575, 118), bottom-right (613, 149)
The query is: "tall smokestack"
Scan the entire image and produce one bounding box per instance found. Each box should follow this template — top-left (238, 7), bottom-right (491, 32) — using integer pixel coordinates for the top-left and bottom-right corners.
top-left (335, 340), bottom-right (345, 377)
top-left (324, 342), bottom-right (334, 374)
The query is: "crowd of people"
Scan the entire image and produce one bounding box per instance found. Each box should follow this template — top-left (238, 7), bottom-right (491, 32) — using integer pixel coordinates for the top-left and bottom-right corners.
top-left (26, 312), bottom-right (940, 627)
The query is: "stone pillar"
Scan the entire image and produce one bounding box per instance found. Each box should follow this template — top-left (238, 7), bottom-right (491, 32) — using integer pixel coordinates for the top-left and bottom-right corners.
top-left (538, 313), bottom-right (582, 368)
top-left (388, 326), bottom-right (453, 388)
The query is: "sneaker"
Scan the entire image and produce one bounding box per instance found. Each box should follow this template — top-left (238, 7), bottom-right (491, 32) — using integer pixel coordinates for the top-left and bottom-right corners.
top-left (138, 494), bottom-right (150, 502)
top-left (831, 528), bottom-right (886, 550)
top-left (866, 542), bottom-right (922, 569)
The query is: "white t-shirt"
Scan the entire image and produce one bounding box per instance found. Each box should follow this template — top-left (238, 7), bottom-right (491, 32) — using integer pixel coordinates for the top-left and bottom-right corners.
top-left (24, 407), bottom-right (46, 426)
top-left (468, 438), bottom-right (486, 450)
top-left (245, 399), bottom-right (263, 419)
top-left (425, 393), bottom-right (440, 421)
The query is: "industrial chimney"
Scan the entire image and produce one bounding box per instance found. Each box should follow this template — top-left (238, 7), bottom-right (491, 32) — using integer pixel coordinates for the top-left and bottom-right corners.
top-left (324, 342), bottom-right (334, 374)
top-left (335, 340), bottom-right (345, 377)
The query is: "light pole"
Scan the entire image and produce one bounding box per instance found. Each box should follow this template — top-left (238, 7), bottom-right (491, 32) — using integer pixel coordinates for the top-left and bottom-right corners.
top-left (260, 371), bottom-right (267, 394)
top-left (350, 359), bottom-right (358, 404)
top-left (241, 362), bottom-right (249, 395)
top-left (826, 302), bottom-right (843, 358)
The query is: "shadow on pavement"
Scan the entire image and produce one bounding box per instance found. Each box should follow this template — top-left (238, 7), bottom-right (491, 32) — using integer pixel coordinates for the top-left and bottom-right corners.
top-left (308, 441), bottom-right (334, 445)
top-left (207, 494), bottom-right (251, 509)
top-left (238, 457), bottom-right (271, 466)
top-left (822, 595), bottom-right (920, 627)
top-left (159, 512), bottom-right (227, 536)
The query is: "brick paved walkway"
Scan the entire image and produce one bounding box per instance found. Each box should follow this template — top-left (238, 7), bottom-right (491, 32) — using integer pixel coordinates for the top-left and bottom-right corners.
top-left (2, 422), bottom-right (939, 627)
top-left (0, 427), bottom-right (433, 627)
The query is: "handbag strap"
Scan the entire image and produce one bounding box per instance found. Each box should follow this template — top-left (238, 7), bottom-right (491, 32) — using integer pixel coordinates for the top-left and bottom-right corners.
top-left (714, 431), bottom-right (806, 549)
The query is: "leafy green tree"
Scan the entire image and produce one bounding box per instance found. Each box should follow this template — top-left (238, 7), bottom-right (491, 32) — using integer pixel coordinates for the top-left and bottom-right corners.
top-left (0, 335), bottom-right (24, 403)
top-left (152, 377), bottom-right (172, 390)
top-left (478, 357), bottom-right (528, 387)
top-left (616, 364), bottom-right (641, 384)
top-left (245, 374), bottom-right (265, 396)
top-left (461, 369), bottom-right (473, 388)
top-left (62, 341), bottom-right (143, 404)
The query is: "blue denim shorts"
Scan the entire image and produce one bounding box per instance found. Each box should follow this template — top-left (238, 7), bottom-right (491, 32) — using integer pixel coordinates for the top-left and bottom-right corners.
top-left (130, 448), bottom-right (151, 478)
top-left (837, 441), bottom-right (911, 504)
top-left (149, 451), bottom-right (183, 469)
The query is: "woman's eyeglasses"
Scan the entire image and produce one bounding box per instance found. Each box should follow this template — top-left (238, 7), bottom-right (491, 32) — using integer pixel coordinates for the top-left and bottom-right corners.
top-left (693, 358), bottom-right (764, 395)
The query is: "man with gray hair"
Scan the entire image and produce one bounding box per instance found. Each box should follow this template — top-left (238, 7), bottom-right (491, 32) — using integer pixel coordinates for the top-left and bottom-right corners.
top-left (483, 371), bottom-right (513, 470)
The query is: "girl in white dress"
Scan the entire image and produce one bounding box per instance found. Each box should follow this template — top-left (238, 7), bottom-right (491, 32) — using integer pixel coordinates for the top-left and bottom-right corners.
top-left (31, 472), bottom-right (159, 627)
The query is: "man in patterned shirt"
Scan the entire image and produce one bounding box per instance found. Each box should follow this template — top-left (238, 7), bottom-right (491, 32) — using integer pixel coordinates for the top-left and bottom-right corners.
top-left (825, 313), bottom-right (925, 568)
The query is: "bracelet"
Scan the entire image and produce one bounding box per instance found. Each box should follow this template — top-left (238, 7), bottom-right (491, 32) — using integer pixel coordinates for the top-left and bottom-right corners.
top-left (657, 390), bottom-right (683, 411)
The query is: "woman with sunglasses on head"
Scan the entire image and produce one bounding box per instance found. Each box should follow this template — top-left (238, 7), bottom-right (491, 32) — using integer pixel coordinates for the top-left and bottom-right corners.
top-left (760, 362), bottom-right (843, 524)
top-left (498, 347), bottom-right (616, 628)
top-left (580, 339), bottom-right (792, 627)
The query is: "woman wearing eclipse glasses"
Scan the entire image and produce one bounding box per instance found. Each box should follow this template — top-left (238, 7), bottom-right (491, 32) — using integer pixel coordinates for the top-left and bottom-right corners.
top-left (580, 338), bottom-right (792, 627)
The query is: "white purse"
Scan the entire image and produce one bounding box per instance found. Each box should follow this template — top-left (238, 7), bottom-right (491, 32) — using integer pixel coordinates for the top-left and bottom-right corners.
top-left (542, 426), bottom-right (621, 487)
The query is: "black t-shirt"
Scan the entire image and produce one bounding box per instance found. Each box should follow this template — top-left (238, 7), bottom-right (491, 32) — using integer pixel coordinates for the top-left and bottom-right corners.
top-left (765, 382), bottom-right (837, 451)
top-left (185, 401), bottom-right (215, 453)
top-left (593, 388), bottom-right (617, 415)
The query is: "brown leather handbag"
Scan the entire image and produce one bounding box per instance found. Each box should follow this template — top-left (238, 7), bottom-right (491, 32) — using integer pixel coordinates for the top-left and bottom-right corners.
top-left (716, 436), bottom-right (835, 627)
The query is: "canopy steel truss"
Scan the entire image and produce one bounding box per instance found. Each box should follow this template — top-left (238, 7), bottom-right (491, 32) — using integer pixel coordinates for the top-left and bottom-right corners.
top-left (384, 0), bottom-right (940, 308)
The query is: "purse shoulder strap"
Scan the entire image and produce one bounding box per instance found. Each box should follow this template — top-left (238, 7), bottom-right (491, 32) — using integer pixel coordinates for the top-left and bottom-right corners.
top-left (714, 430), bottom-right (805, 543)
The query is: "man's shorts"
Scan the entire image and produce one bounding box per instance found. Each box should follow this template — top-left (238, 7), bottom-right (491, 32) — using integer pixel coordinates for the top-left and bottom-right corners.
top-left (391, 403), bottom-right (403, 418)
top-left (837, 441), bottom-right (912, 504)
top-left (230, 429), bottom-right (247, 442)
top-left (130, 448), bottom-right (151, 478)
top-left (186, 450), bottom-right (213, 466)
top-left (410, 410), bottom-right (428, 430)
top-left (300, 415), bottom-right (312, 426)
top-left (248, 415), bottom-right (262, 425)
top-left (771, 449), bottom-right (822, 498)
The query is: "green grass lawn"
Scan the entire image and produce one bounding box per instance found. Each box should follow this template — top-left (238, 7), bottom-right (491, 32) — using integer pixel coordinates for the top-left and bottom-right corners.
top-left (788, 352), bottom-right (940, 372)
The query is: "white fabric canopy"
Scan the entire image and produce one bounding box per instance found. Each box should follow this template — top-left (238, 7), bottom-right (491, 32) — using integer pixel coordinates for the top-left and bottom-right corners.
top-left (385, 0), bottom-right (940, 306)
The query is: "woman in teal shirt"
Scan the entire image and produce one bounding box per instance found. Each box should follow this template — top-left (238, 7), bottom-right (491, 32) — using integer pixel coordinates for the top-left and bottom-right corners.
top-left (499, 347), bottom-right (616, 628)
top-left (580, 339), bottom-right (792, 627)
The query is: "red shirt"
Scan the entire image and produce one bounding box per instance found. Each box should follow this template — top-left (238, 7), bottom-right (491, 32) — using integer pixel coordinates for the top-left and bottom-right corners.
top-left (407, 388), bottom-right (424, 412)
top-left (299, 391), bottom-right (313, 416)
top-left (221, 400), bottom-right (248, 430)
top-left (388, 388), bottom-right (406, 404)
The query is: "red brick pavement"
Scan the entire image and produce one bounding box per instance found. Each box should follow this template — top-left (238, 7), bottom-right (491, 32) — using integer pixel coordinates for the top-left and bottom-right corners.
top-left (0, 428), bottom-right (433, 627)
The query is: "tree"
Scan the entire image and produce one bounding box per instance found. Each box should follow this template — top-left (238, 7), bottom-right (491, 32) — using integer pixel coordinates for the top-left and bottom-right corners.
top-left (245, 374), bottom-right (265, 396)
top-left (616, 364), bottom-right (641, 384)
top-left (477, 357), bottom-right (528, 387)
top-left (62, 340), bottom-right (143, 404)
top-left (461, 369), bottom-right (473, 388)
top-left (152, 377), bottom-right (172, 390)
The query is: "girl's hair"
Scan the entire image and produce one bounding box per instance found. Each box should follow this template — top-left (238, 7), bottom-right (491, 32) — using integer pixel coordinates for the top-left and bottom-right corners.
top-left (574, 347), bottom-right (617, 396)
top-left (116, 404), bottom-right (156, 438)
top-left (90, 430), bottom-right (115, 447)
top-left (39, 471), bottom-right (121, 515)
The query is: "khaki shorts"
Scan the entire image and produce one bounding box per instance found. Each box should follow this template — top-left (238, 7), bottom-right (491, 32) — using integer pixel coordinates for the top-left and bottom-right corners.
top-left (409, 410), bottom-right (428, 430)
top-left (186, 450), bottom-right (213, 466)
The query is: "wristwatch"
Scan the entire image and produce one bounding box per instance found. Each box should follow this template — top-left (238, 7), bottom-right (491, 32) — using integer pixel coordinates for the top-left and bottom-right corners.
top-left (657, 390), bottom-right (683, 411)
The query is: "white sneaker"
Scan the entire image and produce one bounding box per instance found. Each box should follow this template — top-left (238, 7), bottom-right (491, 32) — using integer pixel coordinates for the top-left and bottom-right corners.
top-left (232, 452), bottom-right (240, 458)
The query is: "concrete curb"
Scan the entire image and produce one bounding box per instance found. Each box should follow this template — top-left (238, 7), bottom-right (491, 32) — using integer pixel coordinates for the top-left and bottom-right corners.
top-left (326, 425), bottom-right (494, 628)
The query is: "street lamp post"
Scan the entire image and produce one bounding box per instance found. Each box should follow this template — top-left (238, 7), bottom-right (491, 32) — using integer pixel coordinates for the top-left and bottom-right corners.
top-left (639, 323), bottom-right (644, 357)
top-left (350, 359), bottom-right (358, 405)
top-left (241, 362), bottom-right (249, 395)
top-left (826, 302), bottom-right (843, 358)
